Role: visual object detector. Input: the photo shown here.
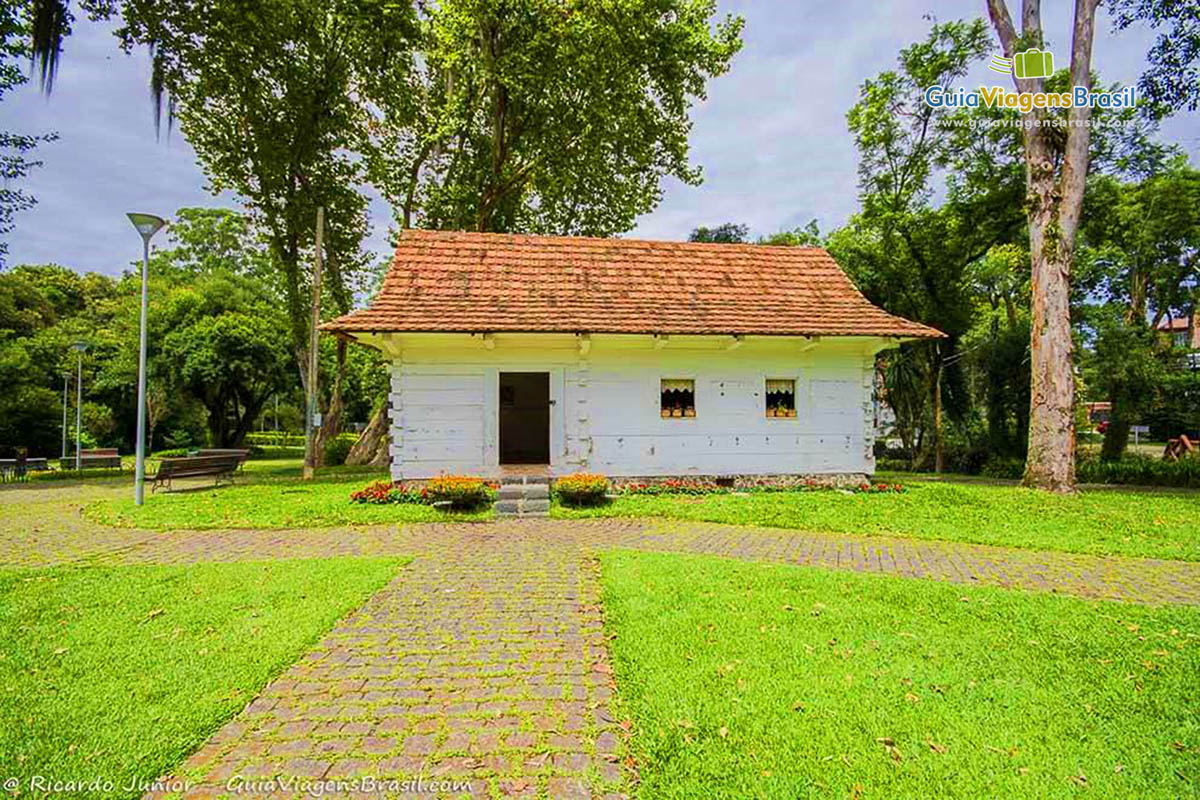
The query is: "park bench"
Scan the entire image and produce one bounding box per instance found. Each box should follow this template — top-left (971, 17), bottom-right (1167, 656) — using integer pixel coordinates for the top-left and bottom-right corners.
top-left (0, 456), bottom-right (50, 482)
top-left (151, 453), bottom-right (243, 493)
top-left (195, 448), bottom-right (251, 469)
top-left (59, 448), bottom-right (122, 470)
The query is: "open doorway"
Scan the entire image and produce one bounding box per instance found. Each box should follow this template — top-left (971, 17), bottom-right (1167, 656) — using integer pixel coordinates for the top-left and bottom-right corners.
top-left (499, 372), bottom-right (550, 464)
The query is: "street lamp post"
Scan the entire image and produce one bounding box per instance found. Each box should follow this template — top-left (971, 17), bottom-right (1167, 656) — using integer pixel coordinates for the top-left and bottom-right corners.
top-left (70, 342), bottom-right (87, 471)
top-left (61, 372), bottom-right (71, 460)
top-left (127, 213), bottom-right (167, 506)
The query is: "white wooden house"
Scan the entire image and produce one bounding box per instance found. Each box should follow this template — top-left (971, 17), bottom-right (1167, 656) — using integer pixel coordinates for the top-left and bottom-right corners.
top-left (324, 231), bottom-right (942, 480)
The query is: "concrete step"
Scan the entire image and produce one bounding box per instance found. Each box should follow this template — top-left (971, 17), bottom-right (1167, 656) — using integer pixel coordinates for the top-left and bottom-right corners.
top-left (493, 499), bottom-right (521, 514)
top-left (500, 475), bottom-right (550, 485)
top-left (522, 498), bottom-right (550, 514)
top-left (497, 486), bottom-right (526, 500)
top-left (522, 484), bottom-right (550, 499)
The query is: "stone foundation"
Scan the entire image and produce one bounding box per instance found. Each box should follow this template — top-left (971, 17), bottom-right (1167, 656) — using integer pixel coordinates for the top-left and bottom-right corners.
top-left (604, 473), bottom-right (871, 491)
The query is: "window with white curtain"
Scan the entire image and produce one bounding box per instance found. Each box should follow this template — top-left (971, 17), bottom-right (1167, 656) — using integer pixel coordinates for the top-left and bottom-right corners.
top-left (660, 379), bottom-right (696, 417)
top-left (765, 379), bottom-right (796, 417)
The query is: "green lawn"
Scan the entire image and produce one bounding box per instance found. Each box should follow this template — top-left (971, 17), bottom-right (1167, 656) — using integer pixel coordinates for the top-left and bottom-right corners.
top-left (0, 557), bottom-right (405, 798)
top-left (602, 550), bottom-right (1200, 799)
top-left (85, 462), bottom-right (491, 529)
top-left (556, 481), bottom-right (1200, 562)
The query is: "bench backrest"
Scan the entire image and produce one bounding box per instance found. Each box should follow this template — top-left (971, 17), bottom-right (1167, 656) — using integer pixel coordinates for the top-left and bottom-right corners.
top-left (157, 454), bottom-right (243, 478)
top-left (81, 448), bottom-right (119, 457)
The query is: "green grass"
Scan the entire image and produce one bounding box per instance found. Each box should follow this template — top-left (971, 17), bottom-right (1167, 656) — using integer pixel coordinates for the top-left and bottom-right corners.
top-left (0, 557), bottom-right (405, 798)
top-left (556, 481), bottom-right (1200, 562)
top-left (602, 550), bottom-right (1200, 799)
top-left (84, 461), bottom-right (491, 529)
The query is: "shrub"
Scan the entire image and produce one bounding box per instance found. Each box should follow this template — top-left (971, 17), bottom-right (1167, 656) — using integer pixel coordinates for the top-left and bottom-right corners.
top-left (323, 434), bottom-right (356, 466)
top-left (245, 431), bottom-right (307, 447)
top-left (554, 473), bottom-right (609, 506)
top-left (425, 476), bottom-right (496, 509)
top-left (1077, 453), bottom-right (1200, 488)
top-left (981, 458), bottom-right (1025, 480)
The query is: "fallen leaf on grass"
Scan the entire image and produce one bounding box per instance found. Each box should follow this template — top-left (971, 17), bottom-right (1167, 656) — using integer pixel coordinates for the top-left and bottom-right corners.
top-left (1068, 774), bottom-right (1087, 787)
top-left (52, 647), bottom-right (68, 656)
top-left (1113, 764), bottom-right (1125, 774)
top-left (876, 737), bottom-right (903, 762)
top-left (718, 726), bottom-right (729, 739)
top-left (905, 692), bottom-right (920, 704)
top-left (926, 739), bottom-right (947, 755)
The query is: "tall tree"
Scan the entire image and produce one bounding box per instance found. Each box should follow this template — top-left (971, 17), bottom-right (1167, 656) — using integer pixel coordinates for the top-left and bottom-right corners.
top-left (93, 0), bottom-right (417, 461)
top-left (157, 272), bottom-right (293, 447)
top-left (369, 0), bottom-right (743, 236)
top-left (984, 0), bottom-right (1200, 490)
top-left (844, 19), bottom-right (1006, 471)
top-left (985, 0), bottom-right (1100, 492)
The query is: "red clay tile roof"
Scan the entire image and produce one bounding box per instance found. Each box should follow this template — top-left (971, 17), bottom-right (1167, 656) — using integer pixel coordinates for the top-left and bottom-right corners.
top-left (323, 230), bottom-right (943, 339)
top-left (1158, 316), bottom-right (1191, 331)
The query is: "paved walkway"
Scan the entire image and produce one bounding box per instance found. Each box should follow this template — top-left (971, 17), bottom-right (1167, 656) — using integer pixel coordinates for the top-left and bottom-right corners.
top-left (4, 484), bottom-right (1200, 798)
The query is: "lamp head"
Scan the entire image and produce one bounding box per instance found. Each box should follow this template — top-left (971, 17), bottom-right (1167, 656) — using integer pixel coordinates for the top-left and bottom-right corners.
top-left (126, 213), bottom-right (167, 241)
top-left (70, 341), bottom-right (88, 353)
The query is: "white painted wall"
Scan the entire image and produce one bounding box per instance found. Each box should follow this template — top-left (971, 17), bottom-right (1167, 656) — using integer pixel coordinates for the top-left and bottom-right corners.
top-left (374, 333), bottom-right (889, 481)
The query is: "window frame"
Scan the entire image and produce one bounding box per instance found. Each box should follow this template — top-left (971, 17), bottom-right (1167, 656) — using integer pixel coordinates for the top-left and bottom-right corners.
top-left (764, 377), bottom-right (798, 419)
top-left (660, 377), bottom-right (697, 419)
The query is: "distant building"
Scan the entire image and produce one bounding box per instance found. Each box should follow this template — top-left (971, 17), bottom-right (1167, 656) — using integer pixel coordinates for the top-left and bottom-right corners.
top-left (1158, 314), bottom-right (1199, 350)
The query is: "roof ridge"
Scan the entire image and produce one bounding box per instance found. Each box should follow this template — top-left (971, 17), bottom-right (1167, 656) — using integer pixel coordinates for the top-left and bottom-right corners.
top-left (398, 228), bottom-right (828, 252)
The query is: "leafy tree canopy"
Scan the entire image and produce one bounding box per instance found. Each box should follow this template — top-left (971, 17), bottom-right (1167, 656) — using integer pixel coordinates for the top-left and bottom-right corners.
top-left (688, 223), bottom-right (748, 243)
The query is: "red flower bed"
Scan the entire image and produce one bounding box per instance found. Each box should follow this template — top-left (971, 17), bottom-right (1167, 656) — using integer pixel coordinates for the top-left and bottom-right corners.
top-left (350, 480), bottom-right (427, 505)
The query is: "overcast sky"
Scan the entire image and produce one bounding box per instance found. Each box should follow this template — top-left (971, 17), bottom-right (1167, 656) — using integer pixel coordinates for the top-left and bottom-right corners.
top-left (2, 1), bottom-right (1197, 275)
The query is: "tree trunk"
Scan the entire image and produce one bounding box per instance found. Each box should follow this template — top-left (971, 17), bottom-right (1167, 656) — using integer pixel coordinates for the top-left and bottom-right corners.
top-left (988, 0), bottom-right (1098, 493)
top-left (346, 401), bottom-right (390, 467)
top-left (1022, 161), bottom-right (1078, 492)
top-left (933, 353), bottom-right (945, 473)
top-left (312, 338), bottom-right (349, 466)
